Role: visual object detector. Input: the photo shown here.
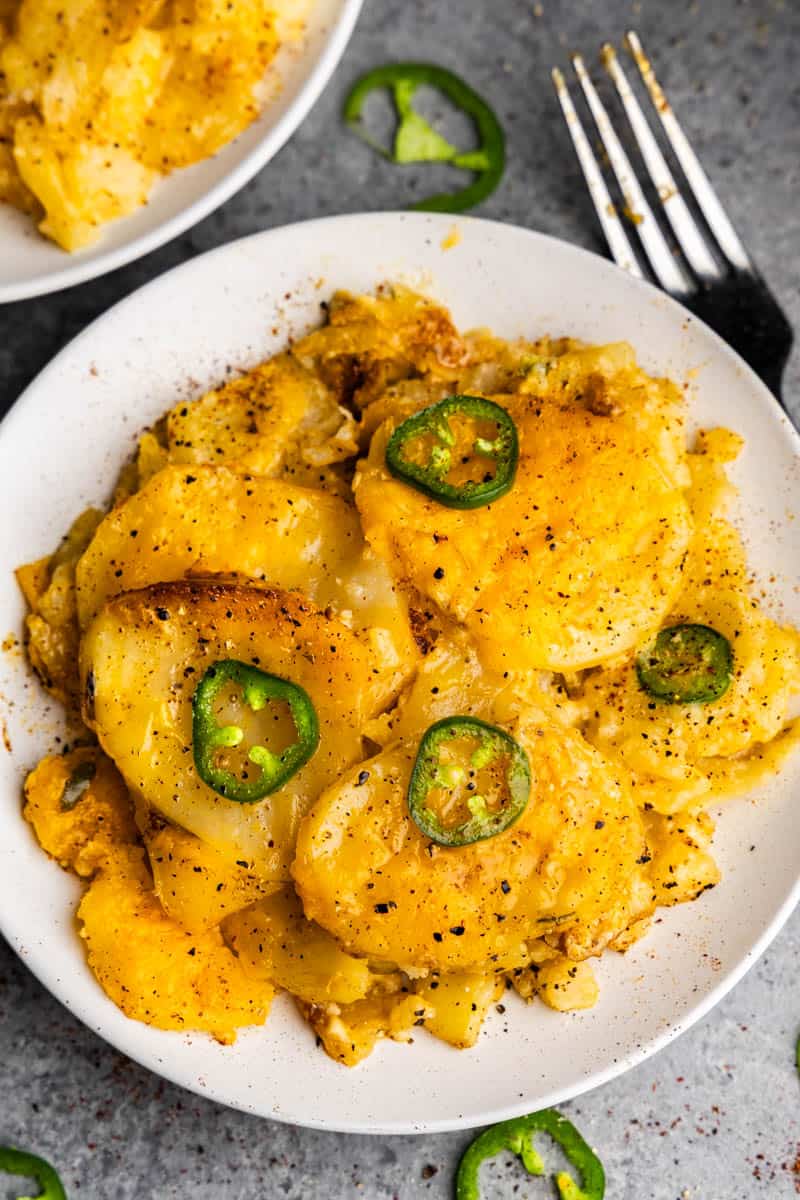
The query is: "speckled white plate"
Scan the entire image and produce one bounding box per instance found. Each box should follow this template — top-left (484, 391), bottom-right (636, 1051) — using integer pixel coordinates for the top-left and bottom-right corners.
top-left (0, 213), bottom-right (798, 1134)
top-left (0, 0), bottom-right (362, 303)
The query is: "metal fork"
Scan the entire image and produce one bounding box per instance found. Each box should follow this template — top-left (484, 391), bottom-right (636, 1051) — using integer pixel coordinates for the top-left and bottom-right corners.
top-left (552, 31), bottom-right (793, 407)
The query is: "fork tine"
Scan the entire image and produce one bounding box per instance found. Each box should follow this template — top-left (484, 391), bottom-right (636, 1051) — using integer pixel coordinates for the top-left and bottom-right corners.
top-left (600, 43), bottom-right (721, 283)
top-left (551, 68), bottom-right (644, 279)
top-left (625, 30), bottom-right (752, 272)
top-left (571, 53), bottom-right (692, 297)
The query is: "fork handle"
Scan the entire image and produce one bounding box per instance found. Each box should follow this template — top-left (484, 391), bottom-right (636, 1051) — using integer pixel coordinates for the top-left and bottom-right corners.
top-left (689, 271), bottom-right (793, 406)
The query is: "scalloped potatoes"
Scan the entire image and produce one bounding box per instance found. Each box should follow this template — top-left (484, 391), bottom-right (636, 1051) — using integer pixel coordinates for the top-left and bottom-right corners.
top-left (17, 285), bottom-right (800, 1063)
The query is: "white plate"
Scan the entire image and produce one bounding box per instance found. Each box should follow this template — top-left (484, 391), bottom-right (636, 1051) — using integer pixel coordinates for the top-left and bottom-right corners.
top-left (0, 0), bottom-right (362, 304)
top-left (1, 213), bottom-right (798, 1134)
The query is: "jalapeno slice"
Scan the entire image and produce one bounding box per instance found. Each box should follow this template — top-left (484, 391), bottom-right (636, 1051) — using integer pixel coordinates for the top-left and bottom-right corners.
top-left (407, 716), bottom-right (530, 847)
top-left (0, 1146), bottom-right (67, 1200)
top-left (343, 62), bottom-right (505, 213)
top-left (192, 660), bottom-right (319, 803)
top-left (386, 395), bottom-right (519, 509)
top-left (60, 760), bottom-right (96, 811)
top-left (456, 1108), bottom-right (605, 1200)
top-left (635, 623), bottom-right (733, 704)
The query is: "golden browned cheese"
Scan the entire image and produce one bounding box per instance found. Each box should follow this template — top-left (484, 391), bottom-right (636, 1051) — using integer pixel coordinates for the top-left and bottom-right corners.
top-left (293, 287), bottom-right (470, 399)
top-left (0, 0), bottom-right (292, 250)
top-left (293, 713), bottom-right (647, 974)
top-left (355, 343), bottom-right (692, 673)
top-left (78, 847), bottom-right (273, 1043)
top-left (81, 580), bottom-right (385, 881)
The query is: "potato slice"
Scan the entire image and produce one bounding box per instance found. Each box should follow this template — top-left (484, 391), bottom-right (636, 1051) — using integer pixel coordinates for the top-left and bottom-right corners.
top-left (297, 992), bottom-right (427, 1067)
top-left (81, 581), bottom-right (379, 880)
top-left (24, 746), bottom-right (137, 878)
top-left (415, 971), bottom-right (503, 1049)
top-left (355, 342), bottom-right (692, 673)
top-left (297, 967), bottom-right (504, 1064)
top-left (76, 466), bottom-right (417, 709)
top-left (145, 823), bottom-right (278, 932)
top-left (534, 959), bottom-right (599, 1012)
top-left (0, 98), bottom-right (39, 216)
top-left (78, 848), bottom-right (272, 1043)
top-left (293, 711), bottom-right (647, 974)
top-left (134, 0), bottom-right (281, 170)
top-left (163, 355), bottom-right (325, 477)
top-left (16, 507), bottom-right (104, 708)
top-left (643, 810), bottom-right (721, 906)
top-left (223, 887), bottom-right (373, 1005)
top-left (13, 114), bottom-right (156, 251)
top-left (155, 353), bottom-right (357, 493)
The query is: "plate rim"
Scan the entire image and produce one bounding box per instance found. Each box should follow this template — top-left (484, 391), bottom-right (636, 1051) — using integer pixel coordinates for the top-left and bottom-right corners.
top-left (2, 212), bottom-right (799, 1134)
top-left (0, 0), bottom-right (364, 305)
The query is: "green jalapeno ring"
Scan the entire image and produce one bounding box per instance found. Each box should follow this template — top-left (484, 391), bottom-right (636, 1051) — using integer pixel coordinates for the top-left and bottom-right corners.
top-left (0, 1146), bottom-right (67, 1200)
top-left (386, 395), bottom-right (519, 510)
top-left (60, 760), bottom-right (96, 811)
top-left (192, 659), bottom-right (319, 804)
top-left (343, 62), bottom-right (505, 214)
top-left (407, 715), bottom-right (530, 847)
top-left (456, 1108), bottom-right (605, 1200)
top-left (635, 622), bottom-right (733, 705)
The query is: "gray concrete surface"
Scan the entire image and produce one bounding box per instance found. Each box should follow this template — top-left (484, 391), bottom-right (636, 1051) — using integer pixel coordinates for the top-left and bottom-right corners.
top-left (2, 0), bottom-right (800, 1196)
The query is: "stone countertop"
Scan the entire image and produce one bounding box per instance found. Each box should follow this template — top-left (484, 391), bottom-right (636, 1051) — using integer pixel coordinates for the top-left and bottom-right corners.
top-left (1, 1), bottom-right (799, 1196)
